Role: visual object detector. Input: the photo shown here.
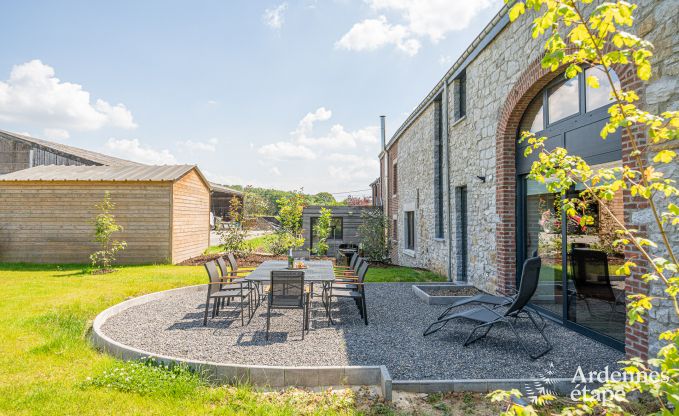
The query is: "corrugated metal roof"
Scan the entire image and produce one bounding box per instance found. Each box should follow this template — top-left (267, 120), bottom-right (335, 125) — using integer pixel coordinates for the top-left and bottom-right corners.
top-left (0, 130), bottom-right (142, 167)
top-left (209, 182), bottom-right (243, 195)
top-left (0, 164), bottom-right (198, 182)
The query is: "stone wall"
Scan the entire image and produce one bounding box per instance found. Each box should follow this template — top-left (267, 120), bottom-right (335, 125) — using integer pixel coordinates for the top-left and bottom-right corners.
top-left (394, 101), bottom-right (448, 275)
top-left (629, 0), bottom-right (679, 359)
top-left (381, 0), bottom-right (677, 357)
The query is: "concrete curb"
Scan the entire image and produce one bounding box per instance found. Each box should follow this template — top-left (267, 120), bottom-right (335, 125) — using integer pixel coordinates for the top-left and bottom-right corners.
top-left (92, 285), bottom-right (576, 402)
top-left (91, 284), bottom-right (392, 398)
top-left (412, 283), bottom-right (477, 305)
top-left (392, 378), bottom-right (576, 394)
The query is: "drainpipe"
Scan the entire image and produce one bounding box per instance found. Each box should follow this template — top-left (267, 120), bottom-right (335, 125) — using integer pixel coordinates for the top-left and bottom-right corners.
top-left (442, 83), bottom-right (454, 282)
top-left (380, 115), bottom-right (388, 216)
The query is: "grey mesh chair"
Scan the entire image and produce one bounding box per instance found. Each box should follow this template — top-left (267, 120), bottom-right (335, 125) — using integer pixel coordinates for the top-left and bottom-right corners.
top-left (423, 257), bottom-right (552, 359)
top-left (225, 253), bottom-right (262, 303)
top-left (570, 248), bottom-right (624, 317)
top-left (266, 270), bottom-right (310, 340)
top-left (203, 260), bottom-right (252, 326)
top-left (328, 261), bottom-right (369, 325)
top-left (216, 256), bottom-right (258, 309)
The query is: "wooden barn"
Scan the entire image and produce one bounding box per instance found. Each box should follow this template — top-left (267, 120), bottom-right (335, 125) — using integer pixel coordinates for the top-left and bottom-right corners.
top-left (0, 129), bottom-right (242, 222)
top-left (0, 164), bottom-right (210, 264)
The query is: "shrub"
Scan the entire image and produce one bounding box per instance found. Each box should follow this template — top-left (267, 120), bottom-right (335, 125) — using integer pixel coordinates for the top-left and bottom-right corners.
top-left (358, 208), bottom-right (390, 262)
top-left (218, 197), bottom-right (252, 256)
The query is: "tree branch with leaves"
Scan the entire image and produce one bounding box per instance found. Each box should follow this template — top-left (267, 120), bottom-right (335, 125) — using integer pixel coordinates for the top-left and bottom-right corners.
top-left (489, 0), bottom-right (678, 414)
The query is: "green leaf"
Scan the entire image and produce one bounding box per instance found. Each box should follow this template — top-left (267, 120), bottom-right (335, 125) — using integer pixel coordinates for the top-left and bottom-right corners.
top-left (653, 149), bottom-right (676, 163)
top-left (586, 75), bottom-right (600, 88)
top-left (509, 2), bottom-right (526, 21)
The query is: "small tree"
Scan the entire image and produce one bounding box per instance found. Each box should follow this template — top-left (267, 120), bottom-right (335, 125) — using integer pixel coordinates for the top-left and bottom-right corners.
top-left (218, 197), bottom-right (252, 256)
top-left (312, 207), bottom-right (332, 255)
top-left (273, 190), bottom-right (306, 251)
top-left (358, 208), bottom-right (391, 262)
top-left (90, 192), bottom-right (127, 273)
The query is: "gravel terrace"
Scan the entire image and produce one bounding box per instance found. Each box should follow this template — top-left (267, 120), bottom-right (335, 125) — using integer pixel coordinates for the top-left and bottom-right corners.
top-left (101, 283), bottom-right (624, 380)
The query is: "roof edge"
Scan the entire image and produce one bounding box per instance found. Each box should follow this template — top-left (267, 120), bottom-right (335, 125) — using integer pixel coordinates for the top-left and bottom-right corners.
top-left (384, 3), bottom-right (510, 150)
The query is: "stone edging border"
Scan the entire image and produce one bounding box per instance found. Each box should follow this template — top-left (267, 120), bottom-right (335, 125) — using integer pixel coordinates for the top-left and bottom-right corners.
top-left (411, 283), bottom-right (478, 305)
top-left (91, 285), bottom-right (580, 402)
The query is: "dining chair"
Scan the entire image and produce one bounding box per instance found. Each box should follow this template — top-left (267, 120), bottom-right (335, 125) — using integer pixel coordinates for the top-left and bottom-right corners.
top-left (266, 270), bottom-right (310, 340)
top-left (203, 260), bottom-right (252, 326)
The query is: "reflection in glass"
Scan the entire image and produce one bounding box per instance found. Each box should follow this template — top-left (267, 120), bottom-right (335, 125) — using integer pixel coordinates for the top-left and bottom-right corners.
top-left (566, 169), bottom-right (626, 342)
top-left (586, 66), bottom-right (621, 112)
top-left (519, 96), bottom-right (544, 133)
top-left (548, 77), bottom-right (580, 124)
top-left (525, 179), bottom-right (563, 317)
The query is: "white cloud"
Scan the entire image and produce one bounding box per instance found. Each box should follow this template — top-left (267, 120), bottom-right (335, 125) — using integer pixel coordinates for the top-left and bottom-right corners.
top-left (327, 153), bottom-right (380, 181)
top-left (203, 170), bottom-right (246, 186)
top-left (0, 60), bottom-right (137, 134)
top-left (269, 166), bottom-right (282, 176)
top-left (258, 141), bottom-right (316, 160)
top-left (369, 0), bottom-right (495, 41)
top-left (258, 107), bottom-right (379, 159)
top-left (178, 137), bottom-right (218, 152)
top-left (105, 138), bottom-right (176, 165)
top-left (337, 0), bottom-right (498, 55)
top-left (336, 16), bottom-right (420, 56)
top-left (207, 99), bottom-right (218, 105)
top-left (297, 124), bottom-right (379, 149)
top-left (263, 3), bottom-right (288, 29)
top-left (43, 128), bottom-right (70, 140)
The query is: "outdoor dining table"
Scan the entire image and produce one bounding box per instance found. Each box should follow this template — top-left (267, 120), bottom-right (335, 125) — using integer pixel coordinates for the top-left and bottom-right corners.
top-left (244, 260), bottom-right (335, 322)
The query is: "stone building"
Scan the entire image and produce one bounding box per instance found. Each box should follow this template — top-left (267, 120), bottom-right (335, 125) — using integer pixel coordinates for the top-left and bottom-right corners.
top-left (373, 0), bottom-right (677, 359)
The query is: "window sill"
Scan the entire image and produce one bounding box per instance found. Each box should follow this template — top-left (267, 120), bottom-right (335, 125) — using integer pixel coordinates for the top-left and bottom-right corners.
top-left (433, 238), bottom-right (446, 242)
top-left (451, 115), bottom-right (467, 128)
top-left (402, 249), bottom-right (416, 257)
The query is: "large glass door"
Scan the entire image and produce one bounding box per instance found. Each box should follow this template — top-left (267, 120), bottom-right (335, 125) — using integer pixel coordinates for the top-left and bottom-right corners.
top-left (565, 181), bottom-right (626, 342)
top-left (519, 170), bottom-right (625, 348)
top-left (522, 178), bottom-right (564, 318)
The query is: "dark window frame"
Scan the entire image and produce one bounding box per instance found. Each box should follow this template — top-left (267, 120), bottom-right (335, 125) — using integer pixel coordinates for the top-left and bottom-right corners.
top-left (310, 216), bottom-right (344, 251)
top-left (454, 71), bottom-right (466, 121)
top-left (434, 99), bottom-right (445, 238)
top-left (405, 211), bottom-right (415, 251)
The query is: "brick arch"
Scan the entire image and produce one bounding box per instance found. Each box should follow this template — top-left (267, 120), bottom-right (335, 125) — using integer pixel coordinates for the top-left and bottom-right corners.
top-left (494, 57), bottom-right (563, 295)
top-left (494, 57), bottom-right (649, 359)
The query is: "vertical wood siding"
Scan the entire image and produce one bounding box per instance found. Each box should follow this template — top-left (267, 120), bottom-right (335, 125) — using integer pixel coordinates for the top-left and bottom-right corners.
top-left (171, 170), bottom-right (210, 263)
top-left (0, 182), bottom-right (172, 264)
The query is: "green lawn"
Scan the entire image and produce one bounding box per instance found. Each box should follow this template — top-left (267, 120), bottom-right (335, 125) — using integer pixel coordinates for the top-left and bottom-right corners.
top-left (0, 262), bottom-right (371, 415)
top-left (365, 265), bottom-right (447, 283)
top-left (205, 234), bottom-right (272, 255)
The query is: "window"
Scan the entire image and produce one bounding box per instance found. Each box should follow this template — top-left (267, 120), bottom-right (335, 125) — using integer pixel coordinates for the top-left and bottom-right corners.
top-left (310, 217), bottom-right (343, 252)
top-left (454, 71), bottom-right (466, 121)
top-left (519, 96), bottom-right (545, 133)
top-left (311, 217), bottom-right (343, 240)
top-left (434, 100), bottom-right (444, 238)
top-left (392, 163), bottom-right (398, 195)
top-left (519, 67), bottom-right (621, 136)
top-left (547, 77), bottom-right (580, 124)
top-left (585, 66), bottom-right (620, 112)
top-left (405, 211), bottom-right (415, 250)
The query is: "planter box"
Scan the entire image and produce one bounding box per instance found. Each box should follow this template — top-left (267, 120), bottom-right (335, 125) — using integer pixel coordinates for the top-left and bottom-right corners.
top-left (412, 284), bottom-right (481, 305)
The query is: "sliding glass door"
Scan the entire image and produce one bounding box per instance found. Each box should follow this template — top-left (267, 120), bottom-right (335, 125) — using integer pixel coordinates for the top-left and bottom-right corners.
top-left (519, 170), bottom-right (626, 348)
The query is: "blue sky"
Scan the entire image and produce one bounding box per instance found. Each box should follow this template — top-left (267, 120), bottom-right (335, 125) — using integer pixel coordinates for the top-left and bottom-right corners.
top-left (1, 0), bottom-right (502, 195)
